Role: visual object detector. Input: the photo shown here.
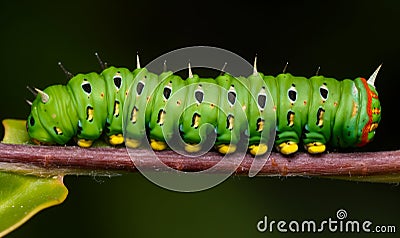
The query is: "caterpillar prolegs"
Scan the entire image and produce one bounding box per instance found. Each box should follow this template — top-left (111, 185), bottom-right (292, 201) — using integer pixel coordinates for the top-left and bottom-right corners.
top-left (26, 55), bottom-right (382, 156)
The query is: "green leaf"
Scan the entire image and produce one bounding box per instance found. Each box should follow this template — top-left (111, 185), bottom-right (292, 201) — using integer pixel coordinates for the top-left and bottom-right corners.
top-left (1, 119), bottom-right (68, 236)
top-left (0, 172), bottom-right (68, 237)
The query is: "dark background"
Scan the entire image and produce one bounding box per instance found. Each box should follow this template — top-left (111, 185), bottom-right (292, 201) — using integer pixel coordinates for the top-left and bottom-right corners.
top-left (1, 0), bottom-right (400, 237)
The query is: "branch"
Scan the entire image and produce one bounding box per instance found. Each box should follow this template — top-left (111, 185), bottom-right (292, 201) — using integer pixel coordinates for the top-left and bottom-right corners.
top-left (1, 143), bottom-right (400, 182)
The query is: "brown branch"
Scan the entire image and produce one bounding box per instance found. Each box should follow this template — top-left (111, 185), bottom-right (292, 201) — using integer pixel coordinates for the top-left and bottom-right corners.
top-left (1, 143), bottom-right (400, 182)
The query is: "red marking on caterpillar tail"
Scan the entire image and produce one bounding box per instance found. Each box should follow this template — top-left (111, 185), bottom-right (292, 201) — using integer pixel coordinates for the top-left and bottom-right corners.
top-left (358, 78), bottom-right (373, 147)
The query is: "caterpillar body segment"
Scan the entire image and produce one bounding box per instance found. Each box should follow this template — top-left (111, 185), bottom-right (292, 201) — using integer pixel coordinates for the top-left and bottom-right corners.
top-left (123, 68), bottom-right (275, 156)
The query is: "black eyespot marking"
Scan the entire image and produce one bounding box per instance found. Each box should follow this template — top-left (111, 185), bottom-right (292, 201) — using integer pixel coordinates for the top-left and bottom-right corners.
top-left (136, 81), bottom-right (145, 95)
top-left (288, 91), bottom-right (297, 102)
top-left (258, 94), bottom-right (267, 109)
top-left (163, 86), bottom-right (172, 100)
top-left (228, 91), bottom-right (236, 105)
top-left (288, 84), bottom-right (297, 103)
top-left (195, 89), bottom-right (204, 104)
top-left (113, 76), bottom-right (122, 89)
top-left (81, 81), bottom-right (92, 94)
top-left (227, 85), bottom-right (236, 106)
top-left (319, 83), bottom-right (329, 100)
top-left (29, 116), bottom-right (35, 126)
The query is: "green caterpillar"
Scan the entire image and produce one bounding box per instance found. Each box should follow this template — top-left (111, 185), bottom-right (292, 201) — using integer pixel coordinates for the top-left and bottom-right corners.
top-left (26, 55), bottom-right (381, 156)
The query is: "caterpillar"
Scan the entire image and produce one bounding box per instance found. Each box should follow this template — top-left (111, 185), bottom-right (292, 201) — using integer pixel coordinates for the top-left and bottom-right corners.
top-left (26, 54), bottom-right (381, 156)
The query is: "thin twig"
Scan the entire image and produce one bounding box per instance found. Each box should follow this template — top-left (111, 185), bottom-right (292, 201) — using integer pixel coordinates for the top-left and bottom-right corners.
top-left (0, 143), bottom-right (400, 182)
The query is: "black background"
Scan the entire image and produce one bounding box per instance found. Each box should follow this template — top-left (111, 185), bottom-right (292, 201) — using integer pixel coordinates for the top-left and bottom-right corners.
top-left (1, 0), bottom-right (399, 237)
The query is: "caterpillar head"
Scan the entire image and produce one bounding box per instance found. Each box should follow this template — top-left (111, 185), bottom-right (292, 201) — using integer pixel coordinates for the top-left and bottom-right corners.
top-left (355, 66), bottom-right (382, 146)
top-left (27, 85), bottom-right (77, 145)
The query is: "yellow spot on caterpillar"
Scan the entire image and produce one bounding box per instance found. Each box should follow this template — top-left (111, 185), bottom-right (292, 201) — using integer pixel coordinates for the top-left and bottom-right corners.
top-left (305, 142), bottom-right (326, 154)
top-left (277, 141), bottom-right (298, 155)
top-left (52, 113), bottom-right (57, 119)
top-left (369, 123), bottom-right (378, 132)
top-left (150, 139), bottom-right (167, 150)
top-left (77, 138), bottom-right (93, 147)
top-left (216, 144), bottom-right (237, 154)
top-left (109, 134), bottom-right (124, 145)
top-left (351, 102), bottom-right (358, 117)
top-left (185, 143), bottom-right (202, 153)
top-left (125, 138), bottom-right (141, 148)
top-left (248, 144), bottom-right (268, 156)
